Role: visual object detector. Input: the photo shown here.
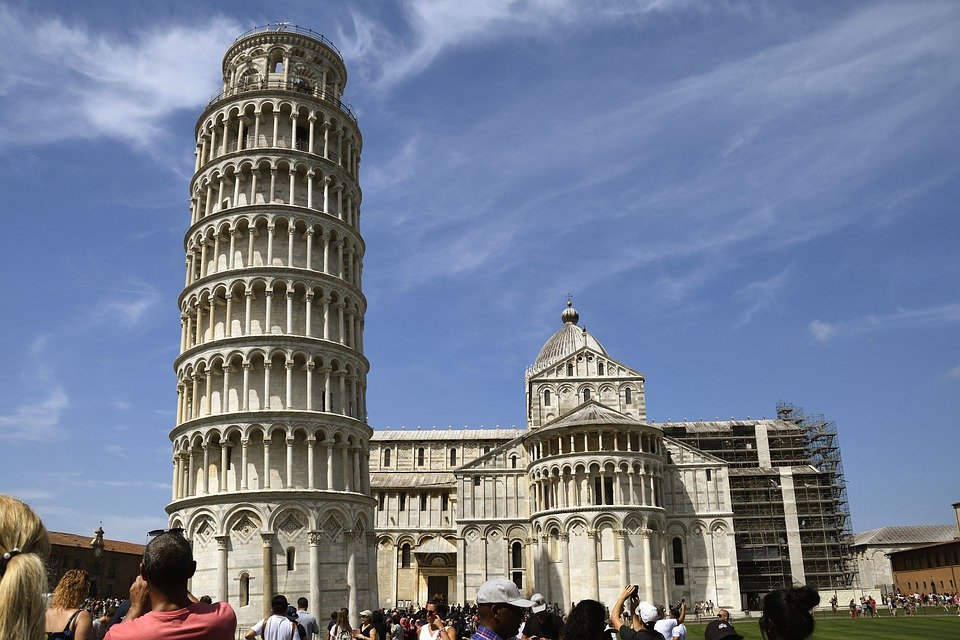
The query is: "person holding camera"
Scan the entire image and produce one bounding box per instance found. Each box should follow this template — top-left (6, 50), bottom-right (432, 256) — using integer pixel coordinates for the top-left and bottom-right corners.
top-left (610, 585), bottom-right (662, 640)
top-left (520, 594), bottom-right (564, 640)
top-left (653, 601), bottom-right (685, 640)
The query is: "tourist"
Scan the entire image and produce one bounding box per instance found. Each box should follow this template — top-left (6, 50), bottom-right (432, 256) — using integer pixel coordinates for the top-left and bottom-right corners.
top-left (471, 578), bottom-right (534, 640)
top-left (46, 569), bottom-right (94, 640)
top-left (559, 599), bottom-right (606, 640)
top-left (104, 529), bottom-right (236, 639)
top-left (246, 595), bottom-right (305, 640)
top-left (420, 600), bottom-right (457, 640)
top-left (0, 495), bottom-right (50, 640)
top-left (758, 585), bottom-right (819, 640)
top-left (654, 601), bottom-right (685, 640)
top-left (331, 608), bottom-right (353, 640)
top-left (610, 585), bottom-right (662, 640)
top-left (92, 608), bottom-right (116, 640)
top-left (702, 617), bottom-right (742, 640)
top-left (297, 598), bottom-right (322, 640)
top-left (520, 594), bottom-right (564, 640)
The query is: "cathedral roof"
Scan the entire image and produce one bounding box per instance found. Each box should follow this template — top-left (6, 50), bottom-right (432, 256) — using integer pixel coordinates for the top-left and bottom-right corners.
top-left (852, 524), bottom-right (957, 548)
top-left (369, 471), bottom-right (456, 488)
top-left (541, 401), bottom-right (642, 430)
top-left (371, 428), bottom-right (524, 441)
top-left (530, 300), bottom-right (607, 374)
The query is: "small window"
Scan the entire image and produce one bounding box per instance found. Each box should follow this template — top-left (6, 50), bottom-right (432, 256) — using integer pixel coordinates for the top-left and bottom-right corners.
top-left (624, 388), bottom-right (632, 404)
top-left (674, 567), bottom-right (685, 585)
top-left (598, 362), bottom-right (605, 375)
top-left (417, 447), bottom-right (425, 466)
top-left (673, 537), bottom-right (684, 564)
top-left (511, 541), bottom-right (523, 568)
top-left (420, 493), bottom-right (427, 511)
top-left (383, 448), bottom-right (391, 467)
top-left (583, 388), bottom-right (591, 402)
top-left (543, 390), bottom-right (551, 406)
top-left (449, 448), bottom-right (457, 466)
top-left (441, 493), bottom-right (449, 511)
top-left (401, 544), bottom-right (411, 568)
top-left (399, 493), bottom-right (406, 511)
top-left (240, 573), bottom-right (250, 606)
top-left (483, 446), bottom-right (491, 455)
top-left (286, 547), bottom-right (296, 571)
top-left (706, 469), bottom-right (712, 481)
top-left (511, 455), bottom-right (518, 469)
top-left (566, 363), bottom-right (574, 376)
top-left (473, 476), bottom-right (481, 487)
top-left (378, 491), bottom-right (385, 511)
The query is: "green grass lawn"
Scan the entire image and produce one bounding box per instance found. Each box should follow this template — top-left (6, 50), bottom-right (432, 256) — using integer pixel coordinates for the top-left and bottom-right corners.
top-left (679, 613), bottom-right (958, 639)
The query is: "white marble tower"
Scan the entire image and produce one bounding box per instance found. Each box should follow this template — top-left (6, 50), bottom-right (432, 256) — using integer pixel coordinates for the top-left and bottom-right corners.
top-left (167, 24), bottom-right (375, 626)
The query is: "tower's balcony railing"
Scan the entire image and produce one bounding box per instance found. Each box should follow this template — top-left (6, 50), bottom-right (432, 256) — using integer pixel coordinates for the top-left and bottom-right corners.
top-left (233, 23), bottom-right (343, 58)
top-left (206, 79), bottom-right (357, 124)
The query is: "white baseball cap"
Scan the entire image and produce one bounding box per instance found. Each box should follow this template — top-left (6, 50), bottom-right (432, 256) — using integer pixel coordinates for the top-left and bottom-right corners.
top-left (636, 601), bottom-right (658, 623)
top-left (476, 579), bottom-right (535, 607)
top-left (531, 593), bottom-right (547, 613)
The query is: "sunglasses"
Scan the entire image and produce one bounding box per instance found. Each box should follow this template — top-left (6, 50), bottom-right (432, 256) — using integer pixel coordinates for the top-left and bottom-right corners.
top-left (148, 527), bottom-right (185, 537)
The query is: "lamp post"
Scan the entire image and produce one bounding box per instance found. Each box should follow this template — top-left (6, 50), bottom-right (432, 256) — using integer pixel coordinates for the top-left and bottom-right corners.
top-left (90, 526), bottom-right (105, 598)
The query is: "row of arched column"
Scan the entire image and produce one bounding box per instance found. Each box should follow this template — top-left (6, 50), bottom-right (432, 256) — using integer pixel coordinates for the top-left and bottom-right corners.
top-left (529, 428), bottom-right (663, 461)
top-left (185, 215), bottom-right (361, 289)
top-left (171, 424), bottom-right (370, 499)
top-left (176, 351), bottom-right (366, 423)
top-left (196, 99), bottom-right (359, 180)
top-left (190, 158), bottom-right (359, 227)
top-left (180, 279), bottom-right (363, 352)
top-left (529, 462), bottom-right (664, 512)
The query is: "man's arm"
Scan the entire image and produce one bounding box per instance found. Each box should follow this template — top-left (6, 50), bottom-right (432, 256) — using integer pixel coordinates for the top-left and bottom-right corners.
top-left (611, 585), bottom-right (635, 631)
top-left (676, 603), bottom-right (686, 625)
top-left (122, 577), bottom-right (151, 621)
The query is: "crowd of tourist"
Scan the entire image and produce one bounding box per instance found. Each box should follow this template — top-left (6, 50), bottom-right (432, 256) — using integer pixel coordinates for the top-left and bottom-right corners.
top-left (6, 492), bottom-right (938, 640)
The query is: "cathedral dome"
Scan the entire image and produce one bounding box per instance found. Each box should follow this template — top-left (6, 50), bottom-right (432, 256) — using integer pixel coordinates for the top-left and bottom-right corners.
top-left (532, 300), bottom-right (607, 371)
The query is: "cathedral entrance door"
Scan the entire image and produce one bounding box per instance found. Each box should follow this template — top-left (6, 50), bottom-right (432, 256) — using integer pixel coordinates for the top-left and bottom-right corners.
top-left (427, 575), bottom-right (448, 603)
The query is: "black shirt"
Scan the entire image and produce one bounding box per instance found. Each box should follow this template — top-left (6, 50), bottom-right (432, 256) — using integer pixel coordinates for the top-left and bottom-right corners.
top-left (522, 613), bottom-right (564, 640)
top-left (617, 625), bottom-right (663, 640)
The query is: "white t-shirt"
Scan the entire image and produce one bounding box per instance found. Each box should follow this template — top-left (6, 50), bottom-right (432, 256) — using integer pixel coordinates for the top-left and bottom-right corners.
top-left (671, 624), bottom-right (686, 640)
top-left (653, 619), bottom-right (676, 640)
top-left (253, 614), bottom-right (300, 640)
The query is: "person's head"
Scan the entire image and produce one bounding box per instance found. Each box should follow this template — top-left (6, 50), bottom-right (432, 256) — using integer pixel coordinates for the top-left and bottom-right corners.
top-left (717, 609), bottom-right (730, 622)
top-left (50, 569), bottom-right (92, 609)
top-left (332, 612), bottom-right (339, 621)
top-left (199, 595), bottom-right (213, 604)
top-left (635, 601), bottom-right (658, 630)
top-left (475, 578), bottom-right (533, 639)
top-left (426, 599), bottom-right (449, 622)
top-left (530, 593), bottom-right (549, 622)
top-left (760, 586), bottom-right (819, 640)
top-left (561, 599), bottom-right (606, 640)
top-left (338, 607), bottom-right (352, 631)
top-left (0, 496), bottom-right (50, 640)
top-left (272, 595), bottom-right (290, 615)
top-left (299, 597), bottom-right (309, 611)
top-left (703, 619), bottom-right (743, 640)
top-left (142, 530), bottom-right (195, 594)
top-left (360, 609), bottom-right (373, 625)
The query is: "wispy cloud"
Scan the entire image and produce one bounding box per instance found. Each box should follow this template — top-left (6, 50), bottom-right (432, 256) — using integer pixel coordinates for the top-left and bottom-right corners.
top-left (735, 267), bottom-right (793, 327)
top-left (0, 387), bottom-right (68, 443)
top-left (809, 303), bottom-right (960, 343)
top-left (0, 6), bottom-right (240, 156)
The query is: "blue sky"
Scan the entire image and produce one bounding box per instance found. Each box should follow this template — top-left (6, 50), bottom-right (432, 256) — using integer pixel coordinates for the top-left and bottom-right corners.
top-left (1, 0), bottom-right (957, 543)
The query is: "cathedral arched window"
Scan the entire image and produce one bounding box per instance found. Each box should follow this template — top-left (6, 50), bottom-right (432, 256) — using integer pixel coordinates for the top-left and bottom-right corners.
top-left (672, 537), bottom-right (685, 585)
top-left (449, 448), bottom-right (458, 466)
top-left (566, 363), bottom-right (573, 376)
top-left (401, 543), bottom-right (411, 567)
top-left (417, 447), bottom-right (425, 466)
top-left (583, 388), bottom-right (591, 402)
top-left (383, 448), bottom-right (391, 467)
top-left (239, 573), bottom-right (250, 606)
top-left (624, 388), bottom-right (632, 405)
top-left (286, 547), bottom-right (296, 571)
top-left (510, 455), bottom-right (518, 469)
top-left (543, 390), bottom-right (551, 406)
top-left (598, 362), bottom-right (605, 375)
top-left (510, 540), bottom-right (524, 589)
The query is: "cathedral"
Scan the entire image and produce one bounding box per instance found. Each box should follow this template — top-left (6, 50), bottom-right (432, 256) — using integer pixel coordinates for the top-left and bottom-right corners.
top-left (166, 25), bottom-right (852, 627)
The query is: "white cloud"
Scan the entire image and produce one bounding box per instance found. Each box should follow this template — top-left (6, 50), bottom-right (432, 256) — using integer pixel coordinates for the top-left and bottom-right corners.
top-left (0, 387), bottom-right (69, 443)
top-left (7, 490), bottom-right (55, 502)
top-left (947, 365), bottom-right (960, 379)
top-left (0, 6), bottom-right (241, 154)
top-left (810, 303), bottom-right (960, 343)
top-left (106, 444), bottom-right (127, 458)
top-left (735, 267), bottom-right (793, 327)
top-left (110, 400), bottom-right (132, 412)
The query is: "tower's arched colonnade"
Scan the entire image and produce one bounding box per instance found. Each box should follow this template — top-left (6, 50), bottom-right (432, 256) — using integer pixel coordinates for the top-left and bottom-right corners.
top-left (167, 25), bottom-right (374, 629)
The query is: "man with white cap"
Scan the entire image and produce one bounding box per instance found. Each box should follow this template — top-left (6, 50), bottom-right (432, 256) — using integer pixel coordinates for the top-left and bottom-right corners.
top-left (610, 585), bottom-right (665, 640)
top-left (472, 579), bottom-right (534, 640)
top-left (520, 594), bottom-right (564, 640)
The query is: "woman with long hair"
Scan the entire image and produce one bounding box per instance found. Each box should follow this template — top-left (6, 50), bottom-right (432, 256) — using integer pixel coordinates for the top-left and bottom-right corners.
top-left (759, 585), bottom-right (819, 640)
top-left (45, 568), bottom-right (93, 639)
top-left (331, 607), bottom-right (353, 640)
top-left (561, 599), bottom-right (607, 640)
top-left (0, 495), bottom-right (51, 640)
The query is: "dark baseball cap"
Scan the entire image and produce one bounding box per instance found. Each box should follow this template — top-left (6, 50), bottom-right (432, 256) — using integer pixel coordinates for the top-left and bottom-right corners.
top-left (704, 620), bottom-right (743, 640)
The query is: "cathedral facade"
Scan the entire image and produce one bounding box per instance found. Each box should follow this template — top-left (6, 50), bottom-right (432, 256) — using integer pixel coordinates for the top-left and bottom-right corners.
top-left (371, 302), bottom-right (853, 611)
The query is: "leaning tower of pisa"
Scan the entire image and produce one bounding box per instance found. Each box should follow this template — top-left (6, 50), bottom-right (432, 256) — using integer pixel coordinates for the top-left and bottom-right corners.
top-left (167, 24), bottom-right (375, 624)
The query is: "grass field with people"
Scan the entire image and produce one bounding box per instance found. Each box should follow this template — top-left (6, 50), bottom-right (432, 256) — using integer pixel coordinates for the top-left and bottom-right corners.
top-left (679, 611), bottom-right (958, 639)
